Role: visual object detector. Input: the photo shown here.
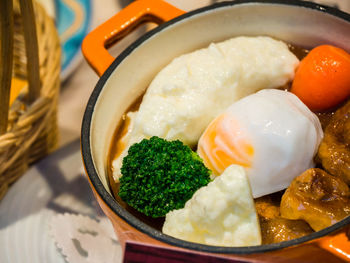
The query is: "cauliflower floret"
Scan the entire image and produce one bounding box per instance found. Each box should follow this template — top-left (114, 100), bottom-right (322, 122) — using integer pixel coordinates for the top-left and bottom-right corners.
top-left (162, 165), bottom-right (261, 246)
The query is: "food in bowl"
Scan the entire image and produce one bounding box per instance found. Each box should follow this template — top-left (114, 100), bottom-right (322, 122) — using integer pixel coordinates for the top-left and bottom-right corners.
top-left (111, 36), bottom-right (299, 180)
top-left (163, 165), bottom-right (261, 246)
top-left (118, 136), bottom-right (211, 218)
top-left (197, 89), bottom-right (323, 198)
top-left (107, 35), bottom-right (350, 247)
top-left (280, 168), bottom-right (350, 232)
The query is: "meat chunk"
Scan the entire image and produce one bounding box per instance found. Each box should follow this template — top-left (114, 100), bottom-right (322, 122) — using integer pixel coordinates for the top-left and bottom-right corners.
top-left (317, 100), bottom-right (350, 184)
top-left (255, 193), bottom-right (282, 220)
top-left (280, 168), bottom-right (350, 231)
top-left (255, 194), bottom-right (313, 244)
top-left (259, 217), bottom-right (314, 244)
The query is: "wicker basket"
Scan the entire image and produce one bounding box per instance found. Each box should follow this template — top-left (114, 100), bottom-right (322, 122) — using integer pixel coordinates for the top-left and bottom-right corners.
top-left (0, 0), bottom-right (60, 200)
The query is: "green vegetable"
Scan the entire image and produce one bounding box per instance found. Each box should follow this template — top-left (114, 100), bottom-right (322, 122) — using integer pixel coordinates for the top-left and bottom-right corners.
top-left (119, 136), bottom-right (211, 218)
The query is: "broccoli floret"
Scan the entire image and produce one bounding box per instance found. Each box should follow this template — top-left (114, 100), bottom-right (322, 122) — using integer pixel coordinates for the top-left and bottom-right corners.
top-left (119, 136), bottom-right (211, 218)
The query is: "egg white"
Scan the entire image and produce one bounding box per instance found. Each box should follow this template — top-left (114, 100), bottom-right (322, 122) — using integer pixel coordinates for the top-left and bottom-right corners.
top-left (198, 89), bottom-right (323, 198)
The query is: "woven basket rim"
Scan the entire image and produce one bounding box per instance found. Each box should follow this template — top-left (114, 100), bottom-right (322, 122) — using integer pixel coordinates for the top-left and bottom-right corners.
top-left (0, 0), bottom-right (61, 200)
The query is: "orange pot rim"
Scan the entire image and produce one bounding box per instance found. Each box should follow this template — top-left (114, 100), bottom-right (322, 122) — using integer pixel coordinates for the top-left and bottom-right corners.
top-left (81, 0), bottom-right (350, 255)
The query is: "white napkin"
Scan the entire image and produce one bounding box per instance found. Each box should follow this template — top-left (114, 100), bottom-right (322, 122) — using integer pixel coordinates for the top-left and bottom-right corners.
top-left (49, 213), bottom-right (122, 263)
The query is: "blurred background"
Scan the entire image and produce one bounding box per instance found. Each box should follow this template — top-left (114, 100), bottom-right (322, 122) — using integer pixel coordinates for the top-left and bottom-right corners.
top-left (0, 0), bottom-right (349, 262)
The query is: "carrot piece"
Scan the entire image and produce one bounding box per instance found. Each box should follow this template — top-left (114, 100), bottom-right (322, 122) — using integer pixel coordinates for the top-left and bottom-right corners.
top-left (291, 45), bottom-right (350, 112)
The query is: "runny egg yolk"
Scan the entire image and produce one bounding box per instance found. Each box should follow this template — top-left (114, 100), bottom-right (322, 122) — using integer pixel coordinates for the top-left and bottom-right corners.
top-left (197, 113), bottom-right (254, 175)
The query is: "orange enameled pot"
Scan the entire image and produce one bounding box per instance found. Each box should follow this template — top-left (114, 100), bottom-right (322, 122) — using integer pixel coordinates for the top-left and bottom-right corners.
top-left (81, 0), bottom-right (350, 261)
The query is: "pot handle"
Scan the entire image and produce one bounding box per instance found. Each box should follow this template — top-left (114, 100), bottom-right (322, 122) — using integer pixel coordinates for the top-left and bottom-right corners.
top-left (82, 0), bottom-right (185, 76)
top-left (316, 225), bottom-right (350, 261)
